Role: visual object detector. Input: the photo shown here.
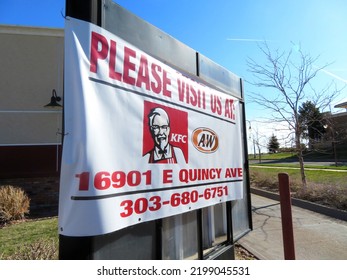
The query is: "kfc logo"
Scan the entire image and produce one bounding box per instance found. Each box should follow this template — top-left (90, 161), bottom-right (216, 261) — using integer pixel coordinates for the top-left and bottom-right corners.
top-left (143, 101), bottom-right (188, 164)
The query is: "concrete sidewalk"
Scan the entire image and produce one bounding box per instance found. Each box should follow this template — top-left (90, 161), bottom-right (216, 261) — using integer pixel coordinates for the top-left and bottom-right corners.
top-left (238, 194), bottom-right (347, 260)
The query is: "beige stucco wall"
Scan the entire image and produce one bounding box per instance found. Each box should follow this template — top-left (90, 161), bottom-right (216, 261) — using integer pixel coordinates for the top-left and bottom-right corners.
top-left (0, 25), bottom-right (64, 145)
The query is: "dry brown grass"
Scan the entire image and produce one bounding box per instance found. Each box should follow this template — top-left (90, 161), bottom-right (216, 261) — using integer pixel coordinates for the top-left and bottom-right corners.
top-left (250, 169), bottom-right (347, 211)
top-left (0, 185), bottom-right (30, 223)
top-left (0, 239), bottom-right (58, 260)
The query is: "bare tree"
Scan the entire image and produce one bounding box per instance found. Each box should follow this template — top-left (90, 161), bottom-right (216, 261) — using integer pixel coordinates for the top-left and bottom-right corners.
top-left (249, 123), bottom-right (267, 163)
top-left (247, 43), bottom-right (341, 188)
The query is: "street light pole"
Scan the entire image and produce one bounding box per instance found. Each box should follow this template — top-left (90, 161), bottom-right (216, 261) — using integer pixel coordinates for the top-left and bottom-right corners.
top-left (324, 123), bottom-right (338, 167)
top-left (247, 120), bottom-right (256, 159)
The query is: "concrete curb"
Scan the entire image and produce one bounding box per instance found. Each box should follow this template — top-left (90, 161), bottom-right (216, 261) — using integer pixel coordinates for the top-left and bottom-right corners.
top-left (251, 187), bottom-right (347, 222)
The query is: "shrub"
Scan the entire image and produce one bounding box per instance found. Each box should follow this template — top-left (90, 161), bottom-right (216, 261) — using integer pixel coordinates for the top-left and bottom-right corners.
top-left (250, 170), bottom-right (301, 193)
top-left (0, 185), bottom-right (30, 223)
top-left (250, 170), bottom-right (278, 191)
top-left (0, 239), bottom-right (58, 260)
top-left (294, 184), bottom-right (347, 210)
top-left (250, 169), bottom-right (347, 211)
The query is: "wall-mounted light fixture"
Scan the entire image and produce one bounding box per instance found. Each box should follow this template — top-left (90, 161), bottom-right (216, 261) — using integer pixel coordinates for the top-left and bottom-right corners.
top-left (44, 89), bottom-right (62, 108)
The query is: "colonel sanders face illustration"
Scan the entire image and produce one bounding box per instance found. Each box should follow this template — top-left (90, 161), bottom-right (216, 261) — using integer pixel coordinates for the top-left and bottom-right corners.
top-left (148, 107), bottom-right (170, 153)
top-left (144, 105), bottom-right (186, 164)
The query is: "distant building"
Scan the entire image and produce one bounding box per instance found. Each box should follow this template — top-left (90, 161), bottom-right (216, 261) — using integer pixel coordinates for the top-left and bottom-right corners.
top-left (313, 111), bottom-right (347, 158)
top-left (335, 99), bottom-right (347, 111)
top-left (324, 111), bottom-right (347, 143)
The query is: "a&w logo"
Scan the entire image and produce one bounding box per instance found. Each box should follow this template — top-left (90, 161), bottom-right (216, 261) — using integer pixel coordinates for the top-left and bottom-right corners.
top-left (192, 128), bottom-right (219, 153)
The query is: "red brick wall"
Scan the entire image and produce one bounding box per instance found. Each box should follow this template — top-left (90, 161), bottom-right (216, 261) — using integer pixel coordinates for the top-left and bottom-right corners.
top-left (0, 177), bottom-right (59, 217)
top-left (0, 145), bottom-right (62, 178)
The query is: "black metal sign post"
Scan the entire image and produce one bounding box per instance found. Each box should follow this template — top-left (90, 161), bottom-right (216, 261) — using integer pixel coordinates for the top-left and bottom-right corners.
top-left (65, 0), bottom-right (101, 26)
top-left (59, 0), bottom-right (101, 260)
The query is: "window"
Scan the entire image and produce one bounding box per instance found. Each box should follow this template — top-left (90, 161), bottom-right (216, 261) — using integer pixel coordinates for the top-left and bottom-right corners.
top-left (161, 202), bottom-right (232, 259)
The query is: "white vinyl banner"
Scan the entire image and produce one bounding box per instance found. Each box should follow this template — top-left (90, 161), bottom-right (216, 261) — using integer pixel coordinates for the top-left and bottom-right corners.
top-left (59, 17), bottom-right (244, 237)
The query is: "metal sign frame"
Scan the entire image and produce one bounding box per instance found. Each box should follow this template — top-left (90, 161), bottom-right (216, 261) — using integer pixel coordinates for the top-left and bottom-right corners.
top-left (60, 0), bottom-right (252, 260)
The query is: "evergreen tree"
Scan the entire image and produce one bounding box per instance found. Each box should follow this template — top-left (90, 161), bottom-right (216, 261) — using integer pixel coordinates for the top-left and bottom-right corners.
top-left (298, 101), bottom-right (326, 148)
top-left (267, 135), bottom-right (280, 153)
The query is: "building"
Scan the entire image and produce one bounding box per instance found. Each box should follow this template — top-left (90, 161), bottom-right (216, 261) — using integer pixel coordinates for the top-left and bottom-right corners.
top-left (323, 111), bottom-right (347, 146)
top-left (335, 99), bottom-right (347, 111)
top-left (0, 25), bottom-right (64, 215)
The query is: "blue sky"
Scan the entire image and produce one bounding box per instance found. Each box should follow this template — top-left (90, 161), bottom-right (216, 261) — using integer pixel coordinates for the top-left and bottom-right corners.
top-left (1, 0), bottom-right (347, 148)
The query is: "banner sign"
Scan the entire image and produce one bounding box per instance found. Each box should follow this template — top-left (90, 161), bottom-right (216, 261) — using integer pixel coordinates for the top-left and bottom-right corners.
top-left (59, 18), bottom-right (244, 237)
